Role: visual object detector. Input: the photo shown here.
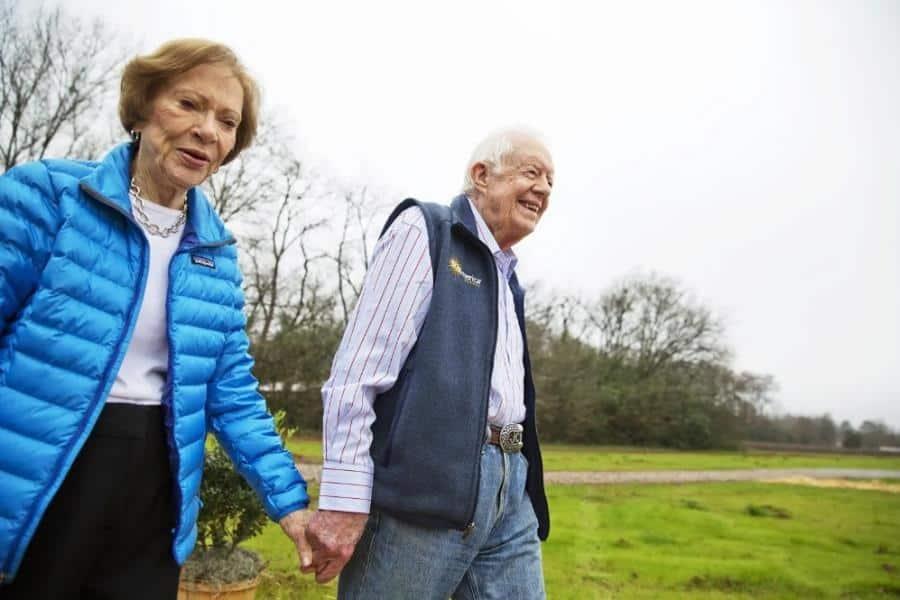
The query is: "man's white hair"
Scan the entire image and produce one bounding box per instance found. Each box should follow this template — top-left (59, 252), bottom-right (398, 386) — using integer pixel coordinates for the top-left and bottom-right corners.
top-left (462, 126), bottom-right (549, 195)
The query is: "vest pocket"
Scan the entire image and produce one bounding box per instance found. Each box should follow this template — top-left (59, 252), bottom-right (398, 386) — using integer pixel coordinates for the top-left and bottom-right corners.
top-left (380, 367), bottom-right (413, 467)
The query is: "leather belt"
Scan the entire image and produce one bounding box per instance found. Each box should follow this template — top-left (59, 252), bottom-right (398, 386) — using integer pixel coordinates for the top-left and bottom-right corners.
top-left (488, 424), bottom-right (524, 453)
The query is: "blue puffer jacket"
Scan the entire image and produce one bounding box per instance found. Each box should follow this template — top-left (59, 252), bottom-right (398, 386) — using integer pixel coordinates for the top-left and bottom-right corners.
top-left (0, 143), bottom-right (308, 583)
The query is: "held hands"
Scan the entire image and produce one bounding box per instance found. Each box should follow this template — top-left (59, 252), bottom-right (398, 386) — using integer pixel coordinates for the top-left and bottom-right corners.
top-left (302, 509), bottom-right (369, 583)
top-left (280, 508), bottom-right (368, 583)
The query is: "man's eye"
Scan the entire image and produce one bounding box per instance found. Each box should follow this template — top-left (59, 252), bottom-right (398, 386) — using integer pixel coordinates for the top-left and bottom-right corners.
top-left (179, 99), bottom-right (196, 109)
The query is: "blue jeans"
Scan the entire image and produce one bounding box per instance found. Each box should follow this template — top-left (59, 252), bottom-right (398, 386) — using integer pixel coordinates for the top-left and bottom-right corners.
top-left (338, 444), bottom-right (545, 599)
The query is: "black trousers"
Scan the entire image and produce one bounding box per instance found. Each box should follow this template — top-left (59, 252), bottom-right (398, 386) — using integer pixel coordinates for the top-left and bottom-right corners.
top-left (1, 404), bottom-right (180, 599)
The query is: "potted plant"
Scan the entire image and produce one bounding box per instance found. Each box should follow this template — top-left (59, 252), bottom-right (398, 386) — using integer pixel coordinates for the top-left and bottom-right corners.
top-left (178, 411), bottom-right (294, 600)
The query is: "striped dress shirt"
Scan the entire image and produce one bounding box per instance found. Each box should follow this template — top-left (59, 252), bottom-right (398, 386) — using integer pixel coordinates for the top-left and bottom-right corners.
top-left (319, 198), bottom-right (526, 514)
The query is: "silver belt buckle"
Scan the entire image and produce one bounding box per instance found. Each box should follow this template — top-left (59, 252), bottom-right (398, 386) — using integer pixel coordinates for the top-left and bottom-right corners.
top-left (499, 423), bottom-right (524, 453)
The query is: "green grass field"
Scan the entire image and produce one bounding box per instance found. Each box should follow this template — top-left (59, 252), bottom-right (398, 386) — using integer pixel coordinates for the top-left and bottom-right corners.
top-left (543, 482), bottom-right (900, 599)
top-left (286, 437), bottom-right (900, 472)
top-left (244, 481), bottom-right (900, 599)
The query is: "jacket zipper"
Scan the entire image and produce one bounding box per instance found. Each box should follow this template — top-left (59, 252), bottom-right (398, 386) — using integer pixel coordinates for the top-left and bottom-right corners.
top-left (81, 183), bottom-right (233, 554)
top-left (4, 182), bottom-right (150, 579)
top-left (5, 184), bottom-right (151, 578)
top-left (162, 238), bottom-right (234, 549)
top-left (72, 188), bottom-right (150, 428)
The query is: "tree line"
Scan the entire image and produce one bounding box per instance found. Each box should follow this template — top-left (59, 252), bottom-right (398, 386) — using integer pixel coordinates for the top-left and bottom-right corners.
top-left (3, 1), bottom-right (896, 450)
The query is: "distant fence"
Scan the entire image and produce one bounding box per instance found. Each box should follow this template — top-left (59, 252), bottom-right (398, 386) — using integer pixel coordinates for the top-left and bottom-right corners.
top-left (740, 441), bottom-right (897, 456)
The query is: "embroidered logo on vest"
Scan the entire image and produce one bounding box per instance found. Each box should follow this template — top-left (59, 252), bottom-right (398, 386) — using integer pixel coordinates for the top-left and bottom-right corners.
top-left (448, 257), bottom-right (481, 287)
top-left (191, 254), bottom-right (216, 269)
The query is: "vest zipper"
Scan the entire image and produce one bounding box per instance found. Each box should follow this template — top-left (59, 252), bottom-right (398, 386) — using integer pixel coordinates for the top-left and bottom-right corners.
top-left (462, 522), bottom-right (476, 539)
top-left (455, 224), bottom-right (499, 535)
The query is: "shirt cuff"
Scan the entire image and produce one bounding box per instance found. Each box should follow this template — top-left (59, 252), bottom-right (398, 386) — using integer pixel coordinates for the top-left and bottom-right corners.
top-left (317, 460), bottom-right (373, 514)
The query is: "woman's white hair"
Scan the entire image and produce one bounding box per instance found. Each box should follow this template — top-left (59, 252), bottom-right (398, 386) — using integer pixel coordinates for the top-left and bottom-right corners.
top-left (462, 126), bottom-right (549, 195)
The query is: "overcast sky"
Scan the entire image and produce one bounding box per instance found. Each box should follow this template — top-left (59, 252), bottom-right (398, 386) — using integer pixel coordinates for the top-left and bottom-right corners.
top-left (41, 0), bottom-right (900, 428)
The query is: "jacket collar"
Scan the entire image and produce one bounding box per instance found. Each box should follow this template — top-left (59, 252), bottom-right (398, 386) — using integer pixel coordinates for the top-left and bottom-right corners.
top-left (79, 143), bottom-right (234, 247)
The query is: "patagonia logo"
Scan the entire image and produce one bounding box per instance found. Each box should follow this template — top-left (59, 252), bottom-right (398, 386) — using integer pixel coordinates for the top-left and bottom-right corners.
top-left (191, 254), bottom-right (216, 269)
top-left (448, 257), bottom-right (481, 287)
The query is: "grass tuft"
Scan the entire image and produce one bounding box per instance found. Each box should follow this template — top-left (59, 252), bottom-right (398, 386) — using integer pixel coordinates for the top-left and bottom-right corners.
top-left (641, 533), bottom-right (677, 545)
top-left (680, 498), bottom-right (707, 511)
top-left (745, 503), bottom-right (792, 519)
top-left (686, 574), bottom-right (744, 592)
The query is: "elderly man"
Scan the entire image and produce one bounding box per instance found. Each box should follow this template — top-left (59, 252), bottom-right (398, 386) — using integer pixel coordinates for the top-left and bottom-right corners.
top-left (305, 129), bottom-right (553, 599)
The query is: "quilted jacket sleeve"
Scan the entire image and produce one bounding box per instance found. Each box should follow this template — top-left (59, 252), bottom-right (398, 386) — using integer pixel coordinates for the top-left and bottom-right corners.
top-left (206, 280), bottom-right (309, 521)
top-left (0, 162), bottom-right (62, 328)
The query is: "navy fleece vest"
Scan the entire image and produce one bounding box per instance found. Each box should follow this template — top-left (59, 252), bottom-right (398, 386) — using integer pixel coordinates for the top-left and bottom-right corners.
top-left (369, 195), bottom-right (549, 540)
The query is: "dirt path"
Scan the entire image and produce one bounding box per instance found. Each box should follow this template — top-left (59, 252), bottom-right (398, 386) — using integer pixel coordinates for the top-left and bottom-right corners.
top-left (543, 468), bottom-right (900, 485)
top-left (296, 463), bottom-right (900, 486)
top-left (762, 476), bottom-right (900, 493)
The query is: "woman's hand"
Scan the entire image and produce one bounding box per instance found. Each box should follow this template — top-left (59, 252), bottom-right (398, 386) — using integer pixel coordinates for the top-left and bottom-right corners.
top-left (279, 509), bottom-right (313, 571)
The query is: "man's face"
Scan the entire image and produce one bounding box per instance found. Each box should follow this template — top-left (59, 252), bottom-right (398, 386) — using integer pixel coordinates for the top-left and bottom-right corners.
top-left (471, 138), bottom-right (554, 250)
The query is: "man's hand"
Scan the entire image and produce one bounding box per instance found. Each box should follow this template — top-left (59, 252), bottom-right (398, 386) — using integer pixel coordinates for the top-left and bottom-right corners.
top-left (279, 509), bottom-right (313, 571)
top-left (303, 509), bottom-right (369, 583)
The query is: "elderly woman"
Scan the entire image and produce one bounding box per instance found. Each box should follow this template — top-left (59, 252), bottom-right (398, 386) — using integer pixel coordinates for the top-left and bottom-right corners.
top-left (0, 40), bottom-right (310, 598)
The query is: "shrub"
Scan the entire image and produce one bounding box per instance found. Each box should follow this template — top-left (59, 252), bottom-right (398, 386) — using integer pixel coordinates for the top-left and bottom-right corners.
top-left (180, 410), bottom-right (295, 585)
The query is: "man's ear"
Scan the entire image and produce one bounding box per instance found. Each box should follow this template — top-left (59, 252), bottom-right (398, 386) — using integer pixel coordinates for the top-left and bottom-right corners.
top-left (470, 162), bottom-right (490, 193)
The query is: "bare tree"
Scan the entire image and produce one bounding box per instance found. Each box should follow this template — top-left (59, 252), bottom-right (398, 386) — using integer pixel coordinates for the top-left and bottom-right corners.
top-left (580, 272), bottom-right (729, 374)
top-left (733, 371), bottom-right (777, 418)
top-left (0, 1), bottom-right (126, 171)
top-left (241, 156), bottom-right (328, 345)
top-left (332, 186), bottom-right (385, 324)
top-left (204, 115), bottom-right (334, 341)
top-left (205, 119), bottom-right (284, 224)
top-left (523, 287), bottom-right (583, 341)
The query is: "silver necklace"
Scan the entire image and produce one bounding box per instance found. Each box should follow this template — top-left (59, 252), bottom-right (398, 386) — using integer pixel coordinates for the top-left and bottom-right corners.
top-left (129, 177), bottom-right (187, 238)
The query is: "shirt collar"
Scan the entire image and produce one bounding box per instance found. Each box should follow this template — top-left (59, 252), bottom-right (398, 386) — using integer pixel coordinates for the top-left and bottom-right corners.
top-left (466, 196), bottom-right (519, 279)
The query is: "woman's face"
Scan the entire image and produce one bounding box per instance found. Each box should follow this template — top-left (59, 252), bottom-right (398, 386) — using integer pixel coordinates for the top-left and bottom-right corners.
top-left (134, 63), bottom-right (243, 195)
